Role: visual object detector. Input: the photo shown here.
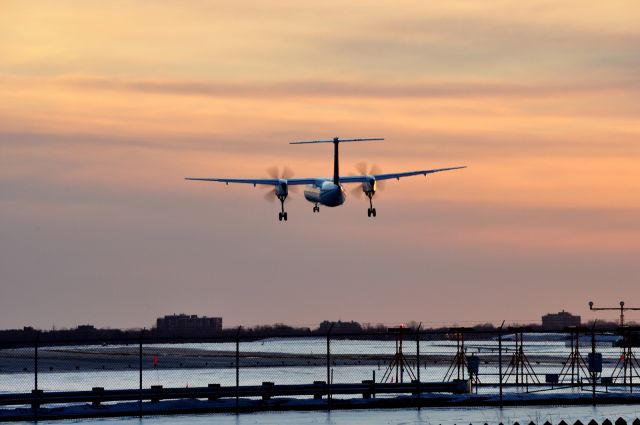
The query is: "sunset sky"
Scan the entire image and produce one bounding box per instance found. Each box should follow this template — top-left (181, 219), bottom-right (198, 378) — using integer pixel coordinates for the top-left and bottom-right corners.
top-left (1, 1), bottom-right (639, 329)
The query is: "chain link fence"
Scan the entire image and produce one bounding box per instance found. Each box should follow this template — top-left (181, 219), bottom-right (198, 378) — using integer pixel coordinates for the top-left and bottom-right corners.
top-left (1, 327), bottom-right (640, 408)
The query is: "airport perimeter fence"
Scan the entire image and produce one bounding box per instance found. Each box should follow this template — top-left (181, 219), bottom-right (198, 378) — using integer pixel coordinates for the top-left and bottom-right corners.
top-left (1, 326), bottom-right (640, 406)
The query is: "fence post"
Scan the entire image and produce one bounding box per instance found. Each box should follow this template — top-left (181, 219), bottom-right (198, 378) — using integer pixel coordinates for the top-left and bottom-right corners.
top-left (326, 324), bottom-right (334, 407)
top-left (139, 328), bottom-right (144, 418)
top-left (416, 323), bottom-right (422, 409)
top-left (629, 328), bottom-right (634, 394)
top-left (32, 331), bottom-right (41, 420)
top-left (591, 323), bottom-right (597, 405)
top-left (498, 321), bottom-right (504, 407)
top-left (34, 331), bottom-right (40, 392)
top-left (235, 326), bottom-right (241, 414)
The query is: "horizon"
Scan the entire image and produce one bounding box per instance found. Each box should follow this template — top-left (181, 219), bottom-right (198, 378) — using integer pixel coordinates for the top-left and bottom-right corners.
top-left (6, 311), bottom-right (637, 332)
top-left (2, 1), bottom-right (640, 329)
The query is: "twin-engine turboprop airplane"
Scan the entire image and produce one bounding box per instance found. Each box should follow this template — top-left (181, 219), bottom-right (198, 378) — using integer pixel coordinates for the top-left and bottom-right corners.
top-left (185, 137), bottom-right (465, 221)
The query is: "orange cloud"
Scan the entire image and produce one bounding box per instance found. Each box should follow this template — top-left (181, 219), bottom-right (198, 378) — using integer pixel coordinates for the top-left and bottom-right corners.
top-left (2, 0), bottom-right (639, 328)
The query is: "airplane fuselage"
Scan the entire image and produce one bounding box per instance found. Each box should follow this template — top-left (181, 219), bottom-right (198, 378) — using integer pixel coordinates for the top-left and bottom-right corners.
top-left (303, 180), bottom-right (346, 207)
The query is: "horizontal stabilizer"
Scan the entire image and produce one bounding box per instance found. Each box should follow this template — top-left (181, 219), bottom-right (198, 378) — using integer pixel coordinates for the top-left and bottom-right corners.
top-left (290, 137), bottom-right (383, 145)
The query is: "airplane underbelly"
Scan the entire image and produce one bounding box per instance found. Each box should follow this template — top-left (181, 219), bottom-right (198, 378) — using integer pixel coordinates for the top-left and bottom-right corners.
top-left (304, 183), bottom-right (345, 207)
top-left (321, 188), bottom-right (346, 207)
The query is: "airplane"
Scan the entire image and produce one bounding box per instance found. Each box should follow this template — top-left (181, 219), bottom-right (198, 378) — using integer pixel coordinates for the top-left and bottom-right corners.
top-left (185, 137), bottom-right (466, 221)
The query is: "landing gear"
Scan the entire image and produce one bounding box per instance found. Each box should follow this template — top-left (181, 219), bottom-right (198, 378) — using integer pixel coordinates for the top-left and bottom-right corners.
top-left (278, 197), bottom-right (288, 221)
top-left (313, 204), bottom-right (320, 213)
top-left (366, 192), bottom-right (377, 218)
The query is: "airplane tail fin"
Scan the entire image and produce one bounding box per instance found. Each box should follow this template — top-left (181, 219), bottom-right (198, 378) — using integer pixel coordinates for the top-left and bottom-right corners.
top-left (289, 137), bottom-right (383, 185)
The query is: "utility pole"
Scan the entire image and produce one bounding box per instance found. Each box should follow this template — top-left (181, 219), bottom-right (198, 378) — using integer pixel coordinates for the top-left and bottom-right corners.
top-left (589, 301), bottom-right (640, 327)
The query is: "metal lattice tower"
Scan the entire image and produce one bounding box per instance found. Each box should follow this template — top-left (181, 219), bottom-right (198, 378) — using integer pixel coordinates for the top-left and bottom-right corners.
top-left (444, 328), bottom-right (471, 381)
top-left (380, 326), bottom-right (416, 384)
top-left (611, 327), bottom-right (640, 387)
top-left (559, 326), bottom-right (591, 384)
top-left (589, 301), bottom-right (640, 388)
top-left (503, 328), bottom-right (540, 385)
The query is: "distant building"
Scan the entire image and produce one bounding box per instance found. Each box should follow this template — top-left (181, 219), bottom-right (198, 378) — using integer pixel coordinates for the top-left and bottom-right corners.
top-left (156, 314), bottom-right (222, 332)
top-left (76, 325), bottom-right (96, 331)
top-left (318, 320), bottom-right (363, 334)
top-left (542, 311), bottom-right (581, 329)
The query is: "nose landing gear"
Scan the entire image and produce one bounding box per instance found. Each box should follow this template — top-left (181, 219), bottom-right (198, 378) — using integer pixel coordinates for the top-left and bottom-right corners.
top-left (313, 203), bottom-right (320, 213)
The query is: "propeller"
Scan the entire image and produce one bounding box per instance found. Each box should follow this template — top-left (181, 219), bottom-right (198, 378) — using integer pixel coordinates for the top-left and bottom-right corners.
top-left (350, 162), bottom-right (386, 198)
top-left (266, 165), bottom-right (295, 180)
top-left (355, 162), bottom-right (382, 177)
top-left (263, 166), bottom-right (298, 203)
top-left (264, 189), bottom-right (279, 203)
top-left (349, 185), bottom-right (364, 198)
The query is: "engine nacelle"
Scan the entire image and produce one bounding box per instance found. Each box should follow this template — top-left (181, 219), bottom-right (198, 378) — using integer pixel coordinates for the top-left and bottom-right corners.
top-left (362, 177), bottom-right (376, 195)
top-left (275, 180), bottom-right (288, 200)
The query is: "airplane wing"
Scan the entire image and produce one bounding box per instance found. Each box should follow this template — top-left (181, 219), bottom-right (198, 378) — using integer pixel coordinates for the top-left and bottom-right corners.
top-left (185, 166), bottom-right (465, 185)
top-left (339, 166), bottom-right (466, 183)
top-left (184, 177), bottom-right (319, 186)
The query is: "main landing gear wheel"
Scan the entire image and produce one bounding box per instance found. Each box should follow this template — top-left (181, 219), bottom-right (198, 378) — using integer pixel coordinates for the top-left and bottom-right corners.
top-left (365, 191), bottom-right (377, 218)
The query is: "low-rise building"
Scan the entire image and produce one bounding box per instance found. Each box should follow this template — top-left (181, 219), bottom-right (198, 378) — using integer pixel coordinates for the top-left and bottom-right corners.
top-left (156, 314), bottom-right (222, 332)
top-left (542, 310), bottom-right (581, 329)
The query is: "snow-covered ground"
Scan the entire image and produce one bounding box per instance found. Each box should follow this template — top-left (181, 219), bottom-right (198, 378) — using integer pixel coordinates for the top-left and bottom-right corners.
top-left (0, 336), bottom-right (631, 394)
top-left (2, 336), bottom-right (638, 424)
